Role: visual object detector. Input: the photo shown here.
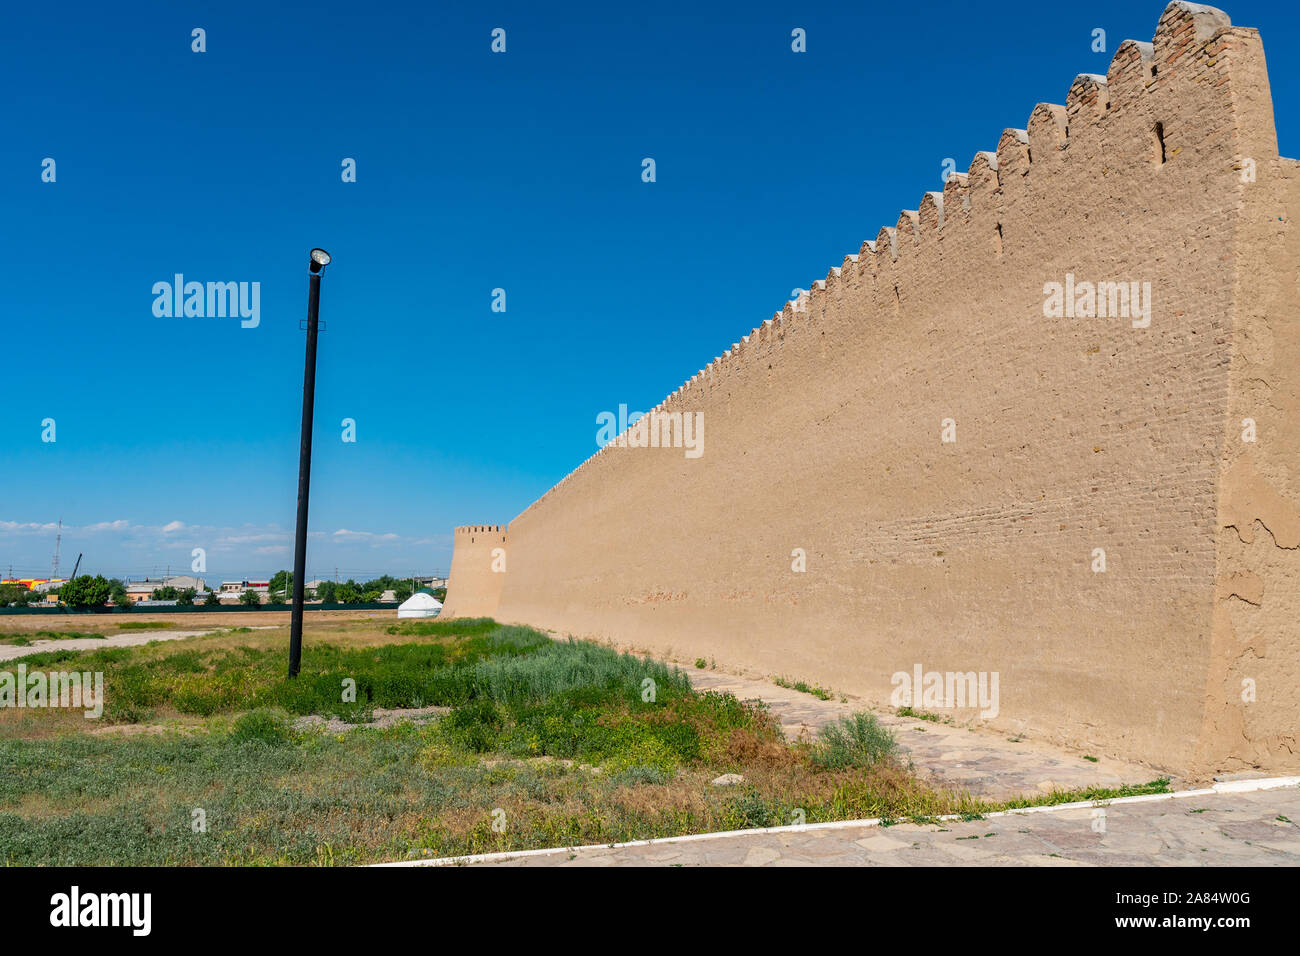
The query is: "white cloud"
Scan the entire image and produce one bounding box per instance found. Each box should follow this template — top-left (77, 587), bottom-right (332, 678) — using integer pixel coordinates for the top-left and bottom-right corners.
top-left (0, 516), bottom-right (448, 577)
top-left (85, 520), bottom-right (130, 532)
top-left (216, 531), bottom-right (291, 546)
top-left (0, 521), bottom-right (58, 534)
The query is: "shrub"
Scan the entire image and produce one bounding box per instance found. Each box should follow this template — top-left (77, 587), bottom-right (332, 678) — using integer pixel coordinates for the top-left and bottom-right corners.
top-left (230, 709), bottom-right (290, 745)
top-left (811, 713), bottom-right (898, 770)
top-left (722, 789), bottom-right (773, 830)
top-left (439, 699), bottom-right (505, 753)
top-left (600, 734), bottom-right (684, 775)
top-left (463, 637), bottom-right (690, 706)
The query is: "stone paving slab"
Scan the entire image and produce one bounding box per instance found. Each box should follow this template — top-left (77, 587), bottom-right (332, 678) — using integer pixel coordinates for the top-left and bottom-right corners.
top-left (684, 669), bottom-right (1166, 799)
top-left (452, 785), bottom-right (1300, 867)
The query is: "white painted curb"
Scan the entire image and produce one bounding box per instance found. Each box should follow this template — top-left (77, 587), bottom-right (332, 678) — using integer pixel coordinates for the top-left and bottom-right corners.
top-left (375, 775), bottom-right (1300, 867)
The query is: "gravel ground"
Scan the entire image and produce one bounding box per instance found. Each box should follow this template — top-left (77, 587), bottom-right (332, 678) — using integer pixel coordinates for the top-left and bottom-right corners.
top-left (291, 705), bottom-right (451, 733)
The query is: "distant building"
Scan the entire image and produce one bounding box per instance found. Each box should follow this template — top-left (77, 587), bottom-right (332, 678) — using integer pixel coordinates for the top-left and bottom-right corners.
top-left (1, 578), bottom-right (67, 593)
top-left (162, 575), bottom-right (206, 591)
top-left (124, 583), bottom-right (158, 604)
top-left (122, 575), bottom-right (207, 604)
top-left (219, 580), bottom-right (269, 595)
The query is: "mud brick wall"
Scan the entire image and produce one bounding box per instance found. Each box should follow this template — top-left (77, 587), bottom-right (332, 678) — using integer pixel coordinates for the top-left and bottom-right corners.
top-left (446, 3), bottom-right (1299, 776)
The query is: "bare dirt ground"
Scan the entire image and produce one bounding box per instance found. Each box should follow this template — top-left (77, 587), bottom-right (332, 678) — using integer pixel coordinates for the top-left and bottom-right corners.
top-left (0, 608), bottom-right (375, 634)
top-left (0, 609), bottom-right (394, 661)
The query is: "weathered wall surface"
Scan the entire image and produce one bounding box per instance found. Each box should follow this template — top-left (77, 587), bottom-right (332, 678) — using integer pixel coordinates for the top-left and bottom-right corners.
top-left (440, 526), bottom-right (506, 619)
top-left (1204, 121), bottom-right (1300, 772)
top-left (446, 3), bottom-right (1299, 776)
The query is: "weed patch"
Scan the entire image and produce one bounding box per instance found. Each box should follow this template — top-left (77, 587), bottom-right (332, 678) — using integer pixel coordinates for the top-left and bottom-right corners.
top-left (811, 713), bottom-right (898, 770)
top-left (773, 675), bottom-right (834, 700)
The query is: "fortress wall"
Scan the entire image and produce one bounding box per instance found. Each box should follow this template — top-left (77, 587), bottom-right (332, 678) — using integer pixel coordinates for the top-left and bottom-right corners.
top-left (1202, 22), bottom-right (1300, 771)
top-left (440, 525), bottom-right (507, 618)
top-left (446, 4), bottom-right (1298, 774)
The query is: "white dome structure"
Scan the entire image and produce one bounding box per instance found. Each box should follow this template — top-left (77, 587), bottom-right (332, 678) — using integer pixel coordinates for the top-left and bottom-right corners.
top-left (397, 591), bottom-right (443, 619)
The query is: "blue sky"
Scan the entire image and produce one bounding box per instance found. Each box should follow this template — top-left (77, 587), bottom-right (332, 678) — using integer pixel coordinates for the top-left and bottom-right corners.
top-left (2, 0), bottom-right (1296, 583)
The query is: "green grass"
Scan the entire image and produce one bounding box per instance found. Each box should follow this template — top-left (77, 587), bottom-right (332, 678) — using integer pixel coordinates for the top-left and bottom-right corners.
top-left (773, 675), bottom-right (834, 700)
top-left (0, 711), bottom-right (1153, 866)
top-left (994, 778), bottom-right (1172, 810)
top-left (0, 734), bottom-right (1175, 866)
top-left (112, 621), bottom-right (172, 631)
top-left (896, 706), bottom-right (952, 724)
top-left (385, 617), bottom-right (500, 638)
top-left (1, 623), bottom-right (572, 723)
top-left (0, 618), bottom-right (1178, 865)
top-left (0, 619), bottom-right (808, 864)
top-left (230, 708), bottom-right (291, 745)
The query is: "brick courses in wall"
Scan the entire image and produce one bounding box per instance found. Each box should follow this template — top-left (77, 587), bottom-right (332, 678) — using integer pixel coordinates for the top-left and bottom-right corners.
top-left (444, 2), bottom-right (1299, 777)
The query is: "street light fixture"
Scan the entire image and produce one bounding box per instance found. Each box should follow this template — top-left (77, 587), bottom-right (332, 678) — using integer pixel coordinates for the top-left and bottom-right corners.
top-left (289, 247), bottom-right (331, 678)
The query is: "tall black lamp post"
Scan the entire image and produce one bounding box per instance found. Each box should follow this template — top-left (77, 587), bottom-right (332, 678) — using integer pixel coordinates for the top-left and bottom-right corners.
top-left (289, 247), bottom-right (331, 678)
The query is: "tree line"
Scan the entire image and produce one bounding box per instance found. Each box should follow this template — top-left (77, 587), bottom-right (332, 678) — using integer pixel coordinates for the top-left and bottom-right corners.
top-left (2, 573), bottom-right (443, 609)
top-left (265, 572), bottom-right (429, 605)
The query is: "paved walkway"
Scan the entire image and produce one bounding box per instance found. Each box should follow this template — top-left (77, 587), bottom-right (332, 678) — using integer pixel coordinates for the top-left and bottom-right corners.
top-left (405, 780), bottom-right (1300, 867)
top-left (685, 669), bottom-right (1167, 799)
